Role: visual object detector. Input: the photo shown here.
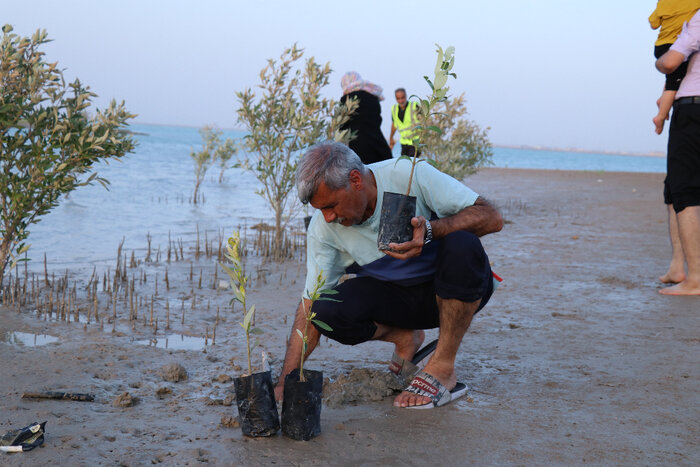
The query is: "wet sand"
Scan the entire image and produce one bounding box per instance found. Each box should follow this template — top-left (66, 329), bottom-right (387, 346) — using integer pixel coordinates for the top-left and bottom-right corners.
top-left (1, 168), bottom-right (698, 465)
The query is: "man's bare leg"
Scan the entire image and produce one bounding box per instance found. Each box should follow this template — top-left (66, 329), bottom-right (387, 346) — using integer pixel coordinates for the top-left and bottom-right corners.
top-left (372, 325), bottom-right (425, 364)
top-left (393, 296), bottom-right (480, 407)
top-left (659, 204), bottom-right (687, 284)
top-left (660, 205), bottom-right (700, 295)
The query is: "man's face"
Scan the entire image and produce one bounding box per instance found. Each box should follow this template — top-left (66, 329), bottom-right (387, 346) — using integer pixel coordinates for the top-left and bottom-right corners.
top-left (395, 91), bottom-right (407, 108)
top-left (309, 175), bottom-right (367, 227)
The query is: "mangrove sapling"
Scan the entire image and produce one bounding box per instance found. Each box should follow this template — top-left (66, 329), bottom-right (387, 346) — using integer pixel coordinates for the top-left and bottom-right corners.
top-left (220, 231), bottom-right (261, 374)
top-left (0, 25), bottom-right (135, 287)
top-left (215, 137), bottom-right (238, 183)
top-left (281, 271), bottom-right (335, 441)
top-left (296, 271), bottom-right (335, 382)
top-left (190, 126), bottom-right (237, 204)
top-left (221, 231), bottom-right (279, 437)
top-left (403, 44), bottom-right (458, 194)
top-left (377, 44), bottom-right (457, 250)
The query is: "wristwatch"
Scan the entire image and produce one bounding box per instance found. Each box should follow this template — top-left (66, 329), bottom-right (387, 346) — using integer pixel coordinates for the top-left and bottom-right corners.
top-left (423, 219), bottom-right (433, 245)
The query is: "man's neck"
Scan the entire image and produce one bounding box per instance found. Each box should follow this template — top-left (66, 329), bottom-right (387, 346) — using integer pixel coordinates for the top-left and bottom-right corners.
top-left (362, 170), bottom-right (378, 222)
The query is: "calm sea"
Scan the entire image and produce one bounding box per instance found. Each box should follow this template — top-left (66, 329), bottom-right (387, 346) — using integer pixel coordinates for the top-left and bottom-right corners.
top-left (23, 123), bottom-right (665, 270)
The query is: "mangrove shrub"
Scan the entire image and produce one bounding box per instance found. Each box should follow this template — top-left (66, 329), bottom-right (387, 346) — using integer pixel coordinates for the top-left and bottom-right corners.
top-left (0, 25), bottom-right (135, 286)
top-left (236, 44), bottom-right (355, 260)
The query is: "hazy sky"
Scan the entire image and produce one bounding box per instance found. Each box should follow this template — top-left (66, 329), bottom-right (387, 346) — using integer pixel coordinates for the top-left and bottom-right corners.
top-left (5, 1), bottom-right (670, 154)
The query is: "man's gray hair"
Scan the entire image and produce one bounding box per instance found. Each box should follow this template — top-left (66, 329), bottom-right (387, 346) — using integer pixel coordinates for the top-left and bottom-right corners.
top-left (296, 141), bottom-right (367, 204)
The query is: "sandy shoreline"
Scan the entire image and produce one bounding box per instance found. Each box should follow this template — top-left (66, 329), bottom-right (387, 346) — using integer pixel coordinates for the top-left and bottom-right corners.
top-left (1, 167), bottom-right (698, 466)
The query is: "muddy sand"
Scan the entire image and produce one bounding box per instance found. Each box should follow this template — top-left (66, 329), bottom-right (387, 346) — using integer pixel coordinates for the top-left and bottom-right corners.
top-left (1, 168), bottom-right (698, 466)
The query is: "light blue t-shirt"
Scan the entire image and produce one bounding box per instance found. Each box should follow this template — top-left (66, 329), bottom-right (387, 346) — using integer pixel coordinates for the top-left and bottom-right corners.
top-left (303, 158), bottom-right (479, 298)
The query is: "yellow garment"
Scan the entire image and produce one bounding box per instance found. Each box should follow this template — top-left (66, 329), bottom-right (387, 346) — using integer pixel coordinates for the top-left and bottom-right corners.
top-left (391, 101), bottom-right (418, 145)
top-left (649, 0), bottom-right (700, 46)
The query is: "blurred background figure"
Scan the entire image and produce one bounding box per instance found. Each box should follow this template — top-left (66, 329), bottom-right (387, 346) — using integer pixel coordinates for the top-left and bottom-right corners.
top-left (389, 87), bottom-right (420, 157)
top-left (340, 72), bottom-right (393, 164)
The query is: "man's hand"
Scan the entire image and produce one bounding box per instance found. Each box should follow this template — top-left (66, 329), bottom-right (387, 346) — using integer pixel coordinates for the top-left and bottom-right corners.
top-left (389, 137), bottom-right (395, 150)
top-left (385, 216), bottom-right (428, 259)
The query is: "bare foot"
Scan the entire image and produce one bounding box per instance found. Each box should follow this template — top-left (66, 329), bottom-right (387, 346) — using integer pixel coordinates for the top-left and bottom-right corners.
top-left (392, 329), bottom-right (425, 363)
top-left (393, 360), bottom-right (456, 408)
top-left (659, 280), bottom-right (700, 295)
top-left (659, 270), bottom-right (686, 284)
top-left (653, 114), bottom-right (665, 135)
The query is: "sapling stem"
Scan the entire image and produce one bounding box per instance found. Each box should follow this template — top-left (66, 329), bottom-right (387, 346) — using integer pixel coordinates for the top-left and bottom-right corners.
top-left (221, 231), bottom-right (262, 377)
top-left (297, 271), bottom-right (336, 382)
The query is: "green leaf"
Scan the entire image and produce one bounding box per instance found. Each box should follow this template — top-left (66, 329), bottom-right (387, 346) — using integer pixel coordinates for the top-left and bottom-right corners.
top-left (296, 329), bottom-right (304, 338)
top-left (316, 296), bottom-right (341, 303)
top-left (232, 286), bottom-right (244, 304)
top-left (312, 319), bottom-right (333, 331)
top-left (427, 126), bottom-right (443, 134)
top-left (243, 304), bottom-right (255, 329)
top-left (219, 263), bottom-right (237, 280)
top-left (249, 327), bottom-right (264, 335)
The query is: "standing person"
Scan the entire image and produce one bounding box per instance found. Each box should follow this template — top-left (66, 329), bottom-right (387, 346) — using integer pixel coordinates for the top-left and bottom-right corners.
top-left (656, 9), bottom-right (700, 295)
top-left (274, 141), bottom-right (503, 408)
top-left (339, 72), bottom-right (393, 164)
top-left (649, 0), bottom-right (699, 135)
top-left (389, 88), bottom-right (420, 157)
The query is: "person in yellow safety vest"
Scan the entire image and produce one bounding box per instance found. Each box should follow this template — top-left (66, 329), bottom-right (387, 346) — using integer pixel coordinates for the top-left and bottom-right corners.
top-left (389, 88), bottom-right (420, 157)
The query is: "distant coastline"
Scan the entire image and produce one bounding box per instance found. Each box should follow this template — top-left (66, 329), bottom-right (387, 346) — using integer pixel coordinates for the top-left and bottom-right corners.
top-left (132, 122), bottom-right (666, 158)
top-left (493, 144), bottom-right (665, 158)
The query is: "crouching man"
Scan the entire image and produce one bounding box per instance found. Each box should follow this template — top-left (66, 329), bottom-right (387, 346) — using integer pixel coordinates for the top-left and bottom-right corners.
top-left (274, 141), bottom-right (503, 408)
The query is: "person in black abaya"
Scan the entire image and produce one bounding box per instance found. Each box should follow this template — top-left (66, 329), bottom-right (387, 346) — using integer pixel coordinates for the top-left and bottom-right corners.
top-left (339, 72), bottom-right (393, 164)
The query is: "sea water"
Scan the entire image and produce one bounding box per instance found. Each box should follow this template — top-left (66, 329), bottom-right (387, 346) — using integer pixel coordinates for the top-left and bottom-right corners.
top-left (490, 146), bottom-right (665, 173)
top-left (22, 123), bottom-right (665, 270)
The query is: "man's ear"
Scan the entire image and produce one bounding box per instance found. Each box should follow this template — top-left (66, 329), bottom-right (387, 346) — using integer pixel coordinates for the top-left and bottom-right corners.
top-left (348, 169), bottom-right (363, 190)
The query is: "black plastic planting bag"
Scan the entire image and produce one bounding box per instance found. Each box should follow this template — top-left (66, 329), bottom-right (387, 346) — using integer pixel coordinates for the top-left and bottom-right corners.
top-left (378, 192), bottom-right (417, 251)
top-left (281, 368), bottom-right (323, 441)
top-left (234, 371), bottom-right (279, 437)
top-left (0, 421), bottom-right (46, 452)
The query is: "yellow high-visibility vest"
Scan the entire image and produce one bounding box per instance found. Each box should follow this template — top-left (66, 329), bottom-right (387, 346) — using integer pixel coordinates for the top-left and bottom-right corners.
top-left (392, 101), bottom-right (418, 145)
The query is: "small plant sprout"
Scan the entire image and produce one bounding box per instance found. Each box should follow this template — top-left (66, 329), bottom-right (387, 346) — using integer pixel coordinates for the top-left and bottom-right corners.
top-left (297, 271), bottom-right (336, 382)
top-left (221, 231), bottom-right (263, 376)
top-left (402, 44), bottom-right (457, 195)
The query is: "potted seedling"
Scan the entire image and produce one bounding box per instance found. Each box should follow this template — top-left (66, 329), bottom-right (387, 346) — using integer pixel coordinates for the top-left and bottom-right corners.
top-left (220, 232), bottom-right (279, 437)
top-left (377, 44), bottom-right (457, 250)
top-left (281, 271), bottom-right (335, 441)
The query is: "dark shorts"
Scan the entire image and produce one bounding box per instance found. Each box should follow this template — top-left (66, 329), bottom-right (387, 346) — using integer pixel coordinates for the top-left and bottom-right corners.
top-left (664, 101), bottom-right (700, 212)
top-left (655, 44), bottom-right (689, 92)
top-left (312, 231), bottom-right (494, 345)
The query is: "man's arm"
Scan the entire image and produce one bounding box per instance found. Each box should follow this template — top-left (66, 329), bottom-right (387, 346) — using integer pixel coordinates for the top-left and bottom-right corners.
top-left (656, 50), bottom-right (686, 74)
top-left (657, 13), bottom-right (700, 74)
top-left (386, 197), bottom-right (503, 260)
top-left (432, 196), bottom-right (503, 238)
top-left (274, 298), bottom-right (321, 401)
top-left (389, 122), bottom-right (397, 150)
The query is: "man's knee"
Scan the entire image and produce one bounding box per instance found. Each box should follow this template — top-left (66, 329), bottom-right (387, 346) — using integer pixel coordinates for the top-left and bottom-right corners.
top-left (311, 297), bottom-right (376, 346)
top-left (435, 231), bottom-right (492, 305)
